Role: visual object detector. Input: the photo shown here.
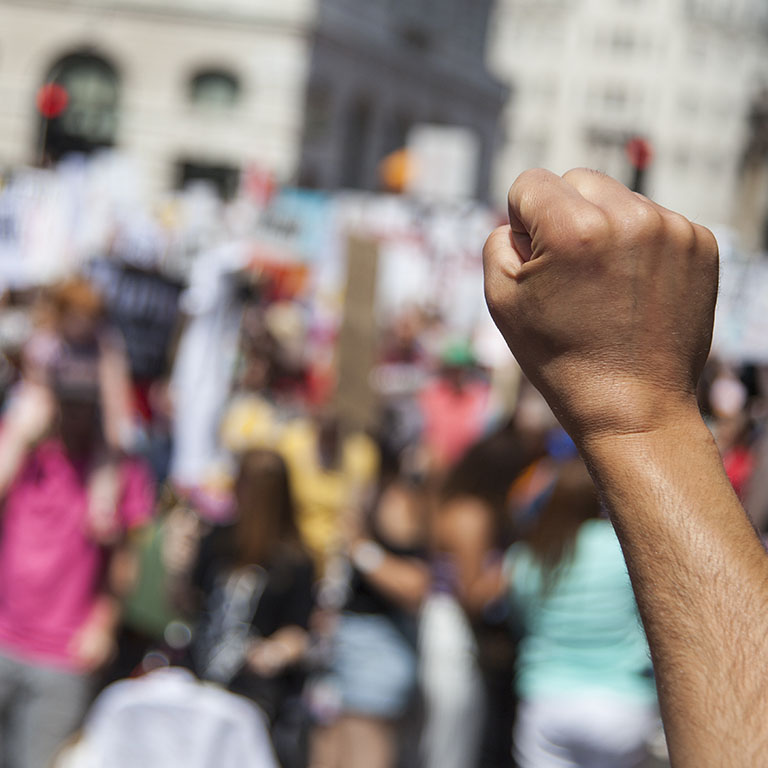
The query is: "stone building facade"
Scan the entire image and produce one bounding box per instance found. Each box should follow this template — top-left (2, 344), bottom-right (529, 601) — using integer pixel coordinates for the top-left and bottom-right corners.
top-left (486, 0), bottom-right (768, 235)
top-left (0, 0), bottom-right (506, 200)
top-left (297, 0), bottom-right (508, 199)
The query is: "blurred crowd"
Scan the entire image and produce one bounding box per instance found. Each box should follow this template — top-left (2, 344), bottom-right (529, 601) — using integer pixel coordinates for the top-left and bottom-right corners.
top-left (0, 163), bottom-right (767, 768)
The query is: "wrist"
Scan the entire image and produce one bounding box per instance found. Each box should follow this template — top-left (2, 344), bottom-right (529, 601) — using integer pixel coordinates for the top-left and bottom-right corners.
top-left (576, 406), bottom-right (726, 525)
top-left (583, 405), bottom-right (705, 456)
top-left (571, 392), bottom-right (705, 460)
top-left (249, 637), bottom-right (295, 674)
top-left (88, 594), bottom-right (121, 632)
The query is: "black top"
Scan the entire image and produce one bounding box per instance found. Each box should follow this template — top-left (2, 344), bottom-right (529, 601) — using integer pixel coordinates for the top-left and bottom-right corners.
top-left (344, 510), bottom-right (428, 649)
top-left (191, 524), bottom-right (315, 720)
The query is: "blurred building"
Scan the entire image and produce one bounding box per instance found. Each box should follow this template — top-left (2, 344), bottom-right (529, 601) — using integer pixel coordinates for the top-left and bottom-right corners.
top-left (735, 87), bottom-right (768, 251)
top-left (487, 0), bottom-right (768, 237)
top-left (0, 0), bottom-right (316, 197)
top-left (0, 0), bottom-right (506, 201)
top-left (297, 0), bottom-right (507, 199)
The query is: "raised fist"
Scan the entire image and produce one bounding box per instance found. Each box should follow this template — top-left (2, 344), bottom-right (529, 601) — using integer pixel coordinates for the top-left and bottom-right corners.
top-left (483, 168), bottom-right (718, 446)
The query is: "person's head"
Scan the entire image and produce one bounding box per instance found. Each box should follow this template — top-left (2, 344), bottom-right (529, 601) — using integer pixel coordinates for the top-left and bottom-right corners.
top-left (47, 277), bottom-right (105, 345)
top-left (241, 347), bottom-right (274, 393)
top-left (439, 341), bottom-right (475, 391)
top-left (233, 449), bottom-right (302, 566)
top-left (371, 473), bottom-right (428, 550)
top-left (442, 422), bottom-right (528, 505)
top-left (439, 420), bottom-right (537, 548)
top-left (517, 457), bottom-right (601, 591)
top-left (388, 308), bottom-right (423, 359)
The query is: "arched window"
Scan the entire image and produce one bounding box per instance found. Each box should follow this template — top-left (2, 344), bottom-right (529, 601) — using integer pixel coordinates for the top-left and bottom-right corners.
top-left (39, 52), bottom-right (119, 162)
top-left (189, 69), bottom-right (241, 110)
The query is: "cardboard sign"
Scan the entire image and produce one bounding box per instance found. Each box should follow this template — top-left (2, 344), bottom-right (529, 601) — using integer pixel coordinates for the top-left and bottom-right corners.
top-left (333, 235), bottom-right (379, 434)
top-left (89, 260), bottom-right (182, 379)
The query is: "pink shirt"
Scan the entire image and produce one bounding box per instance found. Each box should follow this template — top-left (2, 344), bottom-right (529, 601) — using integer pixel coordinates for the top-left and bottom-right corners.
top-left (420, 379), bottom-right (489, 468)
top-left (0, 440), bottom-right (154, 669)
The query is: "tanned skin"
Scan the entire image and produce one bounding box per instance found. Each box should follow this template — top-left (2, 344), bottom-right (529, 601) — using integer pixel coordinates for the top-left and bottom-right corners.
top-left (483, 168), bottom-right (768, 767)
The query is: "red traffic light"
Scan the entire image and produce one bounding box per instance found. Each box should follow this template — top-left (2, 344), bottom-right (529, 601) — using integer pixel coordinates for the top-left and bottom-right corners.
top-left (625, 137), bottom-right (653, 171)
top-left (36, 83), bottom-right (69, 119)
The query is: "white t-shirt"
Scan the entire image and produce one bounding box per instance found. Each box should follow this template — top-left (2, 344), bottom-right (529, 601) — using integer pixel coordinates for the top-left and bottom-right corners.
top-left (56, 667), bottom-right (278, 768)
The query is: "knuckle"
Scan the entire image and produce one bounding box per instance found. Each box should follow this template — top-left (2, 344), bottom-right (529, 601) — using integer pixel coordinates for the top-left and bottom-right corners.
top-left (693, 223), bottom-right (719, 264)
top-left (562, 166), bottom-right (601, 183)
top-left (568, 209), bottom-right (611, 248)
top-left (509, 169), bottom-right (546, 206)
top-left (662, 212), bottom-right (696, 250)
top-left (515, 168), bottom-right (550, 188)
top-left (629, 202), bottom-right (665, 237)
top-left (562, 167), bottom-right (608, 196)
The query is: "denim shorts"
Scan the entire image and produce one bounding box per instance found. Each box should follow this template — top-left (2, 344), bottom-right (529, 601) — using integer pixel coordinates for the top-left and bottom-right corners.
top-left (332, 612), bottom-right (417, 719)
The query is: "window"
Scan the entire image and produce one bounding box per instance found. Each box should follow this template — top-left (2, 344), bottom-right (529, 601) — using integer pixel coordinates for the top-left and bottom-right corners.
top-left (610, 29), bottom-right (636, 53)
top-left (189, 70), bottom-right (240, 110)
top-left (604, 86), bottom-right (628, 110)
top-left (176, 160), bottom-right (240, 200)
top-left (39, 52), bottom-right (119, 162)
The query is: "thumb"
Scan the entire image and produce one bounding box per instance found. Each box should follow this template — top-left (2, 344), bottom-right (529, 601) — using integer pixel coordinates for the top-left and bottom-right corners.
top-left (483, 225), bottom-right (525, 281)
top-left (483, 225), bottom-right (526, 338)
top-left (506, 168), bottom-right (604, 263)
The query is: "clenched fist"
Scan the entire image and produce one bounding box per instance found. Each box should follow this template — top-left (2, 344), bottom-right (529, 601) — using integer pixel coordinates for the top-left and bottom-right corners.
top-left (483, 168), bottom-right (718, 446)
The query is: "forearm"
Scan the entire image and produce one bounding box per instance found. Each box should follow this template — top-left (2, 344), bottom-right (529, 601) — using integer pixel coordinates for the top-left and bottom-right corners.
top-left (0, 431), bottom-right (29, 501)
top-left (70, 592), bottom-right (121, 672)
top-left (89, 592), bottom-right (122, 633)
top-left (452, 541), bottom-right (504, 616)
top-left (351, 541), bottom-right (430, 613)
top-left (582, 409), bottom-right (768, 765)
top-left (264, 625), bottom-right (309, 666)
top-left (0, 382), bottom-right (56, 500)
top-left (457, 563), bottom-right (505, 617)
top-left (246, 625), bottom-right (309, 676)
top-left (436, 498), bottom-right (504, 616)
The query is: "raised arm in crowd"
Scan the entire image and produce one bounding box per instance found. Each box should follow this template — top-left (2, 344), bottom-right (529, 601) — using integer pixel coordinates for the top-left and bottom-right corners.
top-left (483, 168), bottom-right (768, 766)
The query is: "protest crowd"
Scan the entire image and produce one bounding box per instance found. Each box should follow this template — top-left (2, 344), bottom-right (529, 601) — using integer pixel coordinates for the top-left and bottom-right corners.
top-left (0, 155), bottom-right (765, 768)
